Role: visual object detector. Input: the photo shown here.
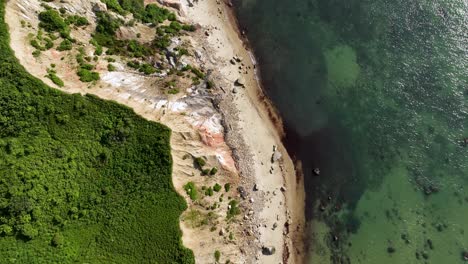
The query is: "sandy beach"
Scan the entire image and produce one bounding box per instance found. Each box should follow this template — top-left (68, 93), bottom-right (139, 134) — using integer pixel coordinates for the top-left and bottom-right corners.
top-left (5, 0), bottom-right (305, 262)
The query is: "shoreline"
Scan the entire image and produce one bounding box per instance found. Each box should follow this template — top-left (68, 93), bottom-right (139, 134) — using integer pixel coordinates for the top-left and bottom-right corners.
top-left (180, 0), bottom-right (306, 262)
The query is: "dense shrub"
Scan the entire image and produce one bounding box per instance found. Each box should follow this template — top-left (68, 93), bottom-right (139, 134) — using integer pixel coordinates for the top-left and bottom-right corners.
top-left (0, 1), bottom-right (194, 262)
top-left (77, 68), bottom-right (100, 82)
top-left (57, 39), bottom-right (72, 51)
top-left (213, 183), bottom-right (221, 192)
top-left (65, 15), bottom-right (89, 27)
top-left (38, 9), bottom-right (67, 32)
top-left (138, 63), bottom-right (157, 75)
top-left (101, 0), bottom-right (126, 14)
top-left (141, 4), bottom-right (173, 25)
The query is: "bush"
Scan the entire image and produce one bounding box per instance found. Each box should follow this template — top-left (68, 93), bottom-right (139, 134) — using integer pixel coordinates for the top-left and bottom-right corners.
top-left (38, 9), bottom-right (67, 32)
top-left (57, 39), bottom-right (72, 51)
top-left (227, 200), bottom-right (240, 219)
top-left (138, 63), bottom-right (157, 75)
top-left (224, 183), bottom-right (231, 192)
top-left (210, 167), bottom-right (218, 175)
top-left (169, 21), bottom-right (182, 32)
top-left (214, 250), bottom-right (221, 262)
top-left (194, 157), bottom-right (206, 168)
top-left (127, 60), bottom-right (140, 69)
top-left (46, 71), bottom-right (64, 87)
top-left (167, 88), bottom-right (179, 94)
top-left (77, 68), bottom-right (100, 82)
top-left (65, 15), bottom-right (89, 27)
top-left (95, 45), bottom-right (103, 56)
top-left (141, 4), bottom-right (173, 25)
top-left (205, 187), bottom-right (213, 197)
top-left (183, 182), bottom-right (198, 201)
top-left (191, 67), bottom-right (205, 79)
top-left (153, 35), bottom-right (170, 49)
top-left (213, 183), bottom-right (221, 192)
top-left (182, 24), bottom-right (197, 32)
top-left (107, 63), bottom-right (116, 71)
top-left (101, 0), bottom-right (126, 14)
top-left (30, 39), bottom-right (44, 51)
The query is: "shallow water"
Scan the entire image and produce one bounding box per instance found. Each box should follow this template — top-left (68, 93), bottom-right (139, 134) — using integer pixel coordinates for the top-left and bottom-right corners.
top-left (236, 0), bottom-right (468, 263)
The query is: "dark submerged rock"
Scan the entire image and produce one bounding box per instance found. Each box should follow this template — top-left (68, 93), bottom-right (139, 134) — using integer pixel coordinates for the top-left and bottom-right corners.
top-left (387, 247), bottom-right (396, 254)
top-left (313, 167), bottom-right (321, 176)
top-left (462, 250), bottom-right (468, 261)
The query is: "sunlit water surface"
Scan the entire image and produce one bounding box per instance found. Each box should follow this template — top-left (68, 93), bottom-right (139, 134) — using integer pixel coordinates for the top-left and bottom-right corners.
top-left (236, 0), bottom-right (468, 263)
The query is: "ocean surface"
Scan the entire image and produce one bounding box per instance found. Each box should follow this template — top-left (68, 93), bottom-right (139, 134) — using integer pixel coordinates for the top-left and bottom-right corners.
top-left (235, 0), bottom-right (468, 263)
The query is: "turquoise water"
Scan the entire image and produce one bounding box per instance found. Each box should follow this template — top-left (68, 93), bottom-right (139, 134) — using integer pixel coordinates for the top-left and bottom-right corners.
top-left (236, 0), bottom-right (468, 263)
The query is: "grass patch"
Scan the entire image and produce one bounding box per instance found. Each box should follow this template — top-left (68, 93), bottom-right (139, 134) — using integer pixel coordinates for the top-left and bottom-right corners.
top-left (227, 200), bottom-right (240, 219)
top-left (45, 69), bottom-right (64, 87)
top-left (0, 1), bottom-right (193, 262)
top-left (183, 182), bottom-right (198, 201)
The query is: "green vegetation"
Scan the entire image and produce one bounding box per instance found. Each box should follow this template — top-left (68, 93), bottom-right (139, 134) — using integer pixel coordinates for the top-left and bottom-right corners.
top-left (0, 1), bottom-right (193, 262)
top-left (224, 183), bottom-right (231, 192)
top-left (210, 167), bottom-right (218, 175)
top-left (182, 210), bottom-right (217, 228)
top-left (29, 31), bottom-right (54, 53)
top-left (107, 63), bottom-right (116, 71)
top-left (214, 250), bottom-right (221, 262)
top-left (191, 67), bottom-right (205, 79)
top-left (205, 187), bottom-right (214, 197)
top-left (183, 182), bottom-right (198, 201)
top-left (45, 68), bottom-right (64, 87)
top-left (167, 88), bottom-right (179, 94)
top-left (101, 0), bottom-right (126, 14)
top-left (194, 156), bottom-right (206, 168)
top-left (74, 48), bottom-right (100, 82)
top-left (57, 39), bottom-right (72, 51)
top-left (213, 183), bottom-right (222, 192)
top-left (140, 4), bottom-right (176, 25)
top-left (65, 15), bottom-right (89, 27)
top-left (38, 9), bottom-right (67, 32)
top-left (227, 200), bottom-right (240, 219)
top-left (77, 68), bottom-right (100, 82)
top-left (138, 63), bottom-right (157, 75)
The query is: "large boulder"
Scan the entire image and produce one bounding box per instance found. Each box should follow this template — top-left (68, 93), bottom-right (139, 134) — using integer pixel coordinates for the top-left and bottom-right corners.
top-left (92, 1), bottom-right (107, 12)
top-left (271, 150), bottom-right (282, 162)
top-left (158, 0), bottom-right (182, 11)
top-left (234, 78), bottom-right (245, 87)
top-left (261, 246), bottom-right (276, 255)
top-left (237, 186), bottom-right (247, 199)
